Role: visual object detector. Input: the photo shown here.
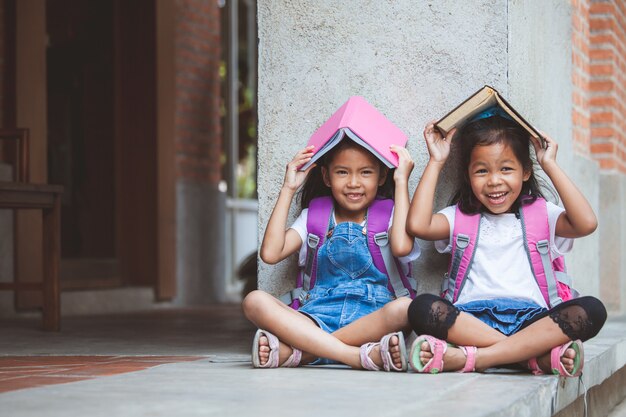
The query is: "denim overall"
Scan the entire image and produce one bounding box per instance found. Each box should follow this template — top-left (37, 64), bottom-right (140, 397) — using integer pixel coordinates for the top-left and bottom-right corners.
top-left (298, 214), bottom-right (394, 335)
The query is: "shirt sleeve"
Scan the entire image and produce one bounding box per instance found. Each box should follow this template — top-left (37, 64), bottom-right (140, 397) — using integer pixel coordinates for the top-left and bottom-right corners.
top-left (547, 201), bottom-right (574, 256)
top-left (434, 205), bottom-right (456, 254)
top-left (288, 209), bottom-right (308, 266)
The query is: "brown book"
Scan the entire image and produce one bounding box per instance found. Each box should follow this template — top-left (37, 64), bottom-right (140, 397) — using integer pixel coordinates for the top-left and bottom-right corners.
top-left (435, 85), bottom-right (544, 146)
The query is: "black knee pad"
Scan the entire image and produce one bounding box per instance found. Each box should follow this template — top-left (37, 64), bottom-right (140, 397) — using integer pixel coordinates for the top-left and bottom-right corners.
top-left (408, 293), bottom-right (458, 340)
top-left (549, 296), bottom-right (608, 341)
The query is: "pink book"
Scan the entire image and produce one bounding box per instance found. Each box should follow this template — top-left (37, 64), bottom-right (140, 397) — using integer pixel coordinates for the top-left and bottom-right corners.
top-left (299, 96), bottom-right (407, 170)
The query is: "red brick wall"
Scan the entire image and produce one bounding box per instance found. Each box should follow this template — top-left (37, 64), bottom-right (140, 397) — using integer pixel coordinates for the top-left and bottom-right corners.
top-left (572, 0), bottom-right (592, 156)
top-left (587, 0), bottom-right (626, 173)
top-left (175, 0), bottom-right (222, 185)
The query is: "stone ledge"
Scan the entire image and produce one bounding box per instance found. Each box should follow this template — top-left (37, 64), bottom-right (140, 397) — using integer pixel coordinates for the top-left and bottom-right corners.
top-left (552, 315), bottom-right (626, 416)
top-left (450, 314), bottom-right (626, 417)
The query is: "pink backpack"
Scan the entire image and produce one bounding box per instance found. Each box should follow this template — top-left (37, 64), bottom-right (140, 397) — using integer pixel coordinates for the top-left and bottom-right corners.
top-left (441, 198), bottom-right (577, 308)
top-left (280, 196), bottom-right (417, 309)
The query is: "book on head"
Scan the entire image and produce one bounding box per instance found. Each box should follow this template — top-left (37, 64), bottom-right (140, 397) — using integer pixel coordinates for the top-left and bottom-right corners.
top-left (435, 85), bottom-right (544, 146)
top-left (299, 96), bottom-right (408, 171)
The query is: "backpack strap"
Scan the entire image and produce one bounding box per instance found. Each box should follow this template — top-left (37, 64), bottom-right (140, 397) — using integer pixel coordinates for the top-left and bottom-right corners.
top-left (279, 196), bottom-right (333, 309)
top-left (443, 206), bottom-right (480, 303)
top-left (367, 199), bottom-right (417, 298)
top-left (518, 198), bottom-right (563, 308)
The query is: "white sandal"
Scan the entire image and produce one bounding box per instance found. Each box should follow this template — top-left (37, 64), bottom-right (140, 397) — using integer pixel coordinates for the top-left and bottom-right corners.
top-left (359, 331), bottom-right (407, 371)
top-left (251, 329), bottom-right (302, 368)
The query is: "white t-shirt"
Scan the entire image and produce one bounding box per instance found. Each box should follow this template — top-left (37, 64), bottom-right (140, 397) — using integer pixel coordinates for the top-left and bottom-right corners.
top-left (435, 202), bottom-right (573, 308)
top-left (290, 208), bottom-right (421, 271)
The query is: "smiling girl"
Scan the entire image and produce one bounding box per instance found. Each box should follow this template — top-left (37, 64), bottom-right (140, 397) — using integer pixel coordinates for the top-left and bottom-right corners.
top-left (405, 110), bottom-right (606, 376)
top-left (242, 137), bottom-right (420, 371)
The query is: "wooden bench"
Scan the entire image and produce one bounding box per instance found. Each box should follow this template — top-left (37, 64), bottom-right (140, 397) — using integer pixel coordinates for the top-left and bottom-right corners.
top-left (0, 181), bottom-right (63, 331)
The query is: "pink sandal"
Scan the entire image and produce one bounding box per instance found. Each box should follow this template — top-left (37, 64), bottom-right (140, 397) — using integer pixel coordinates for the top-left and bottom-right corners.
top-left (251, 329), bottom-right (302, 368)
top-left (408, 334), bottom-right (476, 374)
top-left (528, 340), bottom-right (584, 377)
top-left (359, 331), bottom-right (408, 371)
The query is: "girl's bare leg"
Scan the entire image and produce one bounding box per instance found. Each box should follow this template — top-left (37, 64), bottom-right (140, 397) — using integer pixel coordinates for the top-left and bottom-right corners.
top-left (242, 290), bottom-right (411, 368)
top-left (418, 315), bottom-right (575, 373)
top-left (473, 316), bottom-right (574, 372)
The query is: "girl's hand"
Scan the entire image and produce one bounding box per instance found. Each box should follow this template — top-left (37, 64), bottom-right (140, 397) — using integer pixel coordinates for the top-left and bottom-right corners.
top-left (424, 122), bottom-right (455, 164)
top-left (390, 144), bottom-right (414, 183)
top-left (283, 146), bottom-right (316, 191)
top-left (531, 132), bottom-right (558, 169)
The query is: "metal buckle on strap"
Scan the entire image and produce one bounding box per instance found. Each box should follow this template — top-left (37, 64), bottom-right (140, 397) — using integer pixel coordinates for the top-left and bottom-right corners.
top-left (307, 233), bottom-right (320, 248)
top-left (536, 240), bottom-right (549, 254)
top-left (395, 287), bottom-right (410, 298)
top-left (456, 234), bottom-right (470, 249)
top-left (441, 274), bottom-right (450, 293)
top-left (374, 232), bottom-right (388, 247)
top-left (297, 289), bottom-right (308, 304)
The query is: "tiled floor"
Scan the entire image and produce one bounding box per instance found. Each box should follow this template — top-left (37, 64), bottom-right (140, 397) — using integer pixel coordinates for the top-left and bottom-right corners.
top-left (0, 356), bottom-right (203, 393)
top-left (0, 304), bottom-right (254, 397)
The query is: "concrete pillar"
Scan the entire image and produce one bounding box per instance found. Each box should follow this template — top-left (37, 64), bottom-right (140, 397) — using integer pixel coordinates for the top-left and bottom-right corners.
top-left (599, 174), bottom-right (626, 313)
top-left (257, 0), bottom-right (510, 294)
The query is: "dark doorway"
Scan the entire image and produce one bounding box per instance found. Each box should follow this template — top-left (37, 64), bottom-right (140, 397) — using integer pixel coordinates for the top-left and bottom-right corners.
top-left (46, 0), bottom-right (157, 291)
top-left (47, 0), bottom-right (117, 288)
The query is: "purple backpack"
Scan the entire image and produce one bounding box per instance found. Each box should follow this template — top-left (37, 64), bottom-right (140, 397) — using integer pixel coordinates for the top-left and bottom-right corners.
top-left (280, 196), bottom-right (417, 309)
top-left (441, 197), bottom-right (576, 308)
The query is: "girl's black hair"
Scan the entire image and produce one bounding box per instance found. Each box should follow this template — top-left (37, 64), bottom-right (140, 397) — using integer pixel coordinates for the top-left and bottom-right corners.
top-left (298, 139), bottom-right (394, 209)
top-left (450, 115), bottom-right (554, 214)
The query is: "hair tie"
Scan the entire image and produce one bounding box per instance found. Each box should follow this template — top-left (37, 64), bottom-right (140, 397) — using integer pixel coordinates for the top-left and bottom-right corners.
top-left (468, 106), bottom-right (514, 124)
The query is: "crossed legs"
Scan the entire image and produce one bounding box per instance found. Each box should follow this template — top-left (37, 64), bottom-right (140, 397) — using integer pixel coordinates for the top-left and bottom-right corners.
top-left (242, 290), bottom-right (412, 369)
top-left (408, 294), bottom-right (607, 373)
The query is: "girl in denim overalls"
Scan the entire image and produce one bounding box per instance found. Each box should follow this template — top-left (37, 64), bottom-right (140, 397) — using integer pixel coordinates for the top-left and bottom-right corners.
top-left (242, 139), bottom-right (420, 371)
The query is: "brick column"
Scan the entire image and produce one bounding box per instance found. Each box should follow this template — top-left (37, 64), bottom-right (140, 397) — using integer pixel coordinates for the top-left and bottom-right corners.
top-left (589, 0), bottom-right (626, 173)
top-left (174, 0), bottom-right (225, 304)
top-left (572, 0), bottom-right (592, 155)
top-left (175, 0), bottom-right (222, 185)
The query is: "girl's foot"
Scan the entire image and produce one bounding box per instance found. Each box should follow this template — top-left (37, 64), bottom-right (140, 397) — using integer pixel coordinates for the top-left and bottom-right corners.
top-left (366, 333), bottom-right (404, 370)
top-left (256, 334), bottom-right (311, 366)
top-left (534, 345), bottom-right (577, 374)
top-left (417, 340), bottom-right (477, 371)
top-left (252, 329), bottom-right (302, 368)
top-left (257, 333), bottom-right (281, 366)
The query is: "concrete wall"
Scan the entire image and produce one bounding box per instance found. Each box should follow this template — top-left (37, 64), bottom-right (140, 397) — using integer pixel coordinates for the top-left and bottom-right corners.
top-left (257, 1), bottom-right (614, 304)
top-left (599, 173), bottom-right (626, 312)
top-left (258, 0), bottom-right (511, 295)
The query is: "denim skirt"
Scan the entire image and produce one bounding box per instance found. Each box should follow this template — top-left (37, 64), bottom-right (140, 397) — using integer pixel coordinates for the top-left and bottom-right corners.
top-left (455, 298), bottom-right (547, 336)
